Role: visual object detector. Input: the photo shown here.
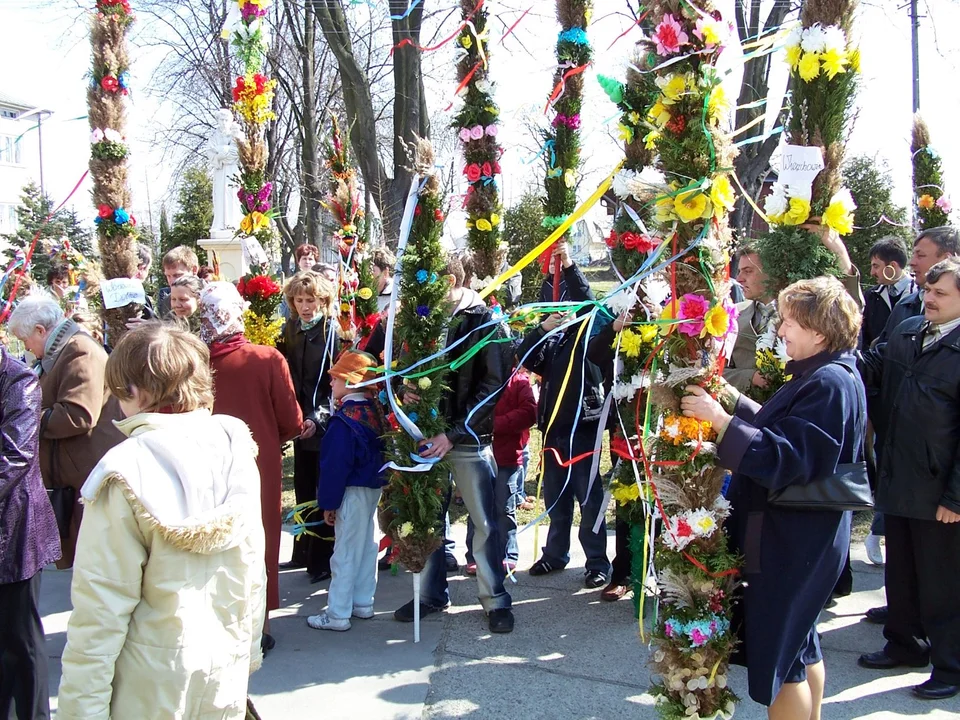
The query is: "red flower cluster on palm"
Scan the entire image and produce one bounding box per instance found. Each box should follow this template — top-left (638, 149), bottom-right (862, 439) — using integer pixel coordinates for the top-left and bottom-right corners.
top-left (232, 73), bottom-right (270, 103)
top-left (607, 230), bottom-right (660, 253)
top-left (238, 274), bottom-right (281, 300)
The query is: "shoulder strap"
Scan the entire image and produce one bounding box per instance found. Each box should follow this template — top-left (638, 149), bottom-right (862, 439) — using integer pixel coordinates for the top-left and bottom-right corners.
top-left (829, 361), bottom-right (865, 464)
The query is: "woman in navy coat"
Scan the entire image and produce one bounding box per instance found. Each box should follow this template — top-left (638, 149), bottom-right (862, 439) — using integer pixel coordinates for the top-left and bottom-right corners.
top-left (682, 276), bottom-right (866, 719)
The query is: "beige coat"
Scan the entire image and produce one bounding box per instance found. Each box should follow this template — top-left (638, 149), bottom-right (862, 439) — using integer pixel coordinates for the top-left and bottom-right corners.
top-left (57, 410), bottom-right (266, 720)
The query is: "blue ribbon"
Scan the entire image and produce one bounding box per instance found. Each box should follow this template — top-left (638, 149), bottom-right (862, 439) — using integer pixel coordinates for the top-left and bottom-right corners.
top-left (390, 0), bottom-right (422, 20)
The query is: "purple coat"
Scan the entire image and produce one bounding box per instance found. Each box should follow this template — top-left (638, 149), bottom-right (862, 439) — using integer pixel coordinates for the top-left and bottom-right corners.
top-left (0, 349), bottom-right (61, 583)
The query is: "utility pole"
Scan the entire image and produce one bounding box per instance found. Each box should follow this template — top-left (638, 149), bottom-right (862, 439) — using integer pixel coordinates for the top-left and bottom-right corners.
top-left (910, 0), bottom-right (920, 112)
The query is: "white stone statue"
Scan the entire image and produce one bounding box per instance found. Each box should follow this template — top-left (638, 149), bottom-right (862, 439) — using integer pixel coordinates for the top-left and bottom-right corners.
top-left (206, 109), bottom-right (244, 238)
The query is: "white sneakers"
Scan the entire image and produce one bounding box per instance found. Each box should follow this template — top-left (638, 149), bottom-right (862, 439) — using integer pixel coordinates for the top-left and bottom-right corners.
top-left (352, 605), bottom-right (375, 619)
top-left (865, 534), bottom-right (885, 566)
top-left (307, 613), bottom-right (351, 632)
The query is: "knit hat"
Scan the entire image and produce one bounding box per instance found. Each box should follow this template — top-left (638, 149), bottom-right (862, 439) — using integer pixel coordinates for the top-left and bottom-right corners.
top-left (329, 349), bottom-right (379, 385)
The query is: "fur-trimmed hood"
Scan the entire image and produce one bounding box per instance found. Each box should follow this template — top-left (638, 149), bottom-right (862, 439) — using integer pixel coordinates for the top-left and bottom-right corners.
top-left (82, 409), bottom-right (261, 555)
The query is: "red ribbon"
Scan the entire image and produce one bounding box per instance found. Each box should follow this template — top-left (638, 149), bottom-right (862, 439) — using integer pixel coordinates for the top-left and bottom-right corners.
top-left (542, 446), bottom-right (597, 468)
top-left (543, 63), bottom-right (591, 114)
top-left (391, 0), bottom-right (485, 56)
top-left (0, 170), bottom-right (89, 324)
top-left (606, 10), bottom-right (650, 51)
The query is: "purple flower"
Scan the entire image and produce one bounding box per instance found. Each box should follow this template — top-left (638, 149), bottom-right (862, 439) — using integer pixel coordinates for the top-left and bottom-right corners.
top-left (256, 202), bottom-right (270, 213)
top-left (416, 305), bottom-right (430, 318)
top-left (257, 183), bottom-right (272, 202)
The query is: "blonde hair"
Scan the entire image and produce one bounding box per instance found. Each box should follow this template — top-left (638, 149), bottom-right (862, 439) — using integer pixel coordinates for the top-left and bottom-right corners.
top-left (162, 245), bottom-right (199, 271)
top-left (778, 276), bottom-right (862, 353)
top-left (283, 271), bottom-right (337, 318)
top-left (171, 274), bottom-right (204, 298)
top-left (106, 322), bottom-right (214, 412)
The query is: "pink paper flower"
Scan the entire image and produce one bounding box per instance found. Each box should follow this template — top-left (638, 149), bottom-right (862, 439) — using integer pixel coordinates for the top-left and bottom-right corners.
top-left (653, 14), bottom-right (689, 56)
top-left (690, 628), bottom-right (708, 646)
top-left (937, 196), bottom-right (952, 213)
top-left (470, 125), bottom-right (485, 140)
top-left (459, 127), bottom-right (473, 143)
top-left (90, 128), bottom-right (104, 143)
top-left (678, 293), bottom-right (708, 337)
top-left (485, 125), bottom-right (498, 138)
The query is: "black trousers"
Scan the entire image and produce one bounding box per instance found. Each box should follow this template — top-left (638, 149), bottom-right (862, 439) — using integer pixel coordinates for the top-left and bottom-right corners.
top-left (0, 572), bottom-right (50, 720)
top-left (290, 445), bottom-right (335, 575)
top-left (611, 517), bottom-right (631, 584)
top-left (883, 513), bottom-right (960, 684)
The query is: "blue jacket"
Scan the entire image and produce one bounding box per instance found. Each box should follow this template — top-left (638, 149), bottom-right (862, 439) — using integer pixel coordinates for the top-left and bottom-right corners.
top-left (317, 397), bottom-right (386, 510)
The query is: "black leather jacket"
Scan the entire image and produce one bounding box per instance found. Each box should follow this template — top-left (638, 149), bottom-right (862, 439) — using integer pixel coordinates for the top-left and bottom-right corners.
top-left (519, 264), bottom-right (605, 433)
top-left (278, 317), bottom-right (339, 452)
top-left (860, 315), bottom-right (960, 520)
top-left (440, 302), bottom-right (509, 447)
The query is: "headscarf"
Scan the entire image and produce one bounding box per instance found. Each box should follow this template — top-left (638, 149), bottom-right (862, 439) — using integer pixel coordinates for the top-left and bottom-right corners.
top-left (199, 281), bottom-right (246, 345)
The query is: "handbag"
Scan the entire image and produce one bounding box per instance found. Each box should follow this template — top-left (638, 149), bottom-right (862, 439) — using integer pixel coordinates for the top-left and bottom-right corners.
top-left (45, 439), bottom-right (75, 539)
top-left (767, 362), bottom-right (874, 512)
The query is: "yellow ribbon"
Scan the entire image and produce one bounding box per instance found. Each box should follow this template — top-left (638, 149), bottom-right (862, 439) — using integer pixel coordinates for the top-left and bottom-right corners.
top-left (729, 170), bottom-right (771, 225)
top-left (479, 161), bottom-right (624, 299)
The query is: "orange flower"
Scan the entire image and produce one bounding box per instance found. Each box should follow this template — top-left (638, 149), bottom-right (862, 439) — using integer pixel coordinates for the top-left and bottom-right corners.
top-left (918, 194), bottom-right (935, 210)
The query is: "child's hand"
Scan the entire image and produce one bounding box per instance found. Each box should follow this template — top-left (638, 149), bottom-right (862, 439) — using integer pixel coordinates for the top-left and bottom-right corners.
top-left (324, 510), bottom-right (337, 526)
top-left (300, 419), bottom-right (317, 439)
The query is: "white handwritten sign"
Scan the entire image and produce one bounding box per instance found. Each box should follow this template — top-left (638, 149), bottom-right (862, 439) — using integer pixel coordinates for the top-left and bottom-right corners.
top-left (778, 145), bottom-right (824, 201)
top-left (100, 278), bottom-right (146, 310)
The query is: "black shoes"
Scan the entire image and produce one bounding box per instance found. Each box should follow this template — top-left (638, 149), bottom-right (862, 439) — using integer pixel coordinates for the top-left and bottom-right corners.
top-left (260, 633), bottom-right (276, 657)
top-left (445, 556), bottom-right (460, 573)
top-left (310, 570), bottom-right (332, 584)
top-left (529, 558), bottom-right (561, 576)
top-left (858, 650), bottom-right (928, 670)
top-left (584, 571), bottom-right (608, 589)
top-left (913, 679), bottom-right (960, 700)
top-left (394, 599), bottom-right (450, 622)
top-left (488, 608), bottom-right (515, 634)
top-left (864, 606), bottom-right (889, 624)
top-left (278, 560), bottom-right (305, 570)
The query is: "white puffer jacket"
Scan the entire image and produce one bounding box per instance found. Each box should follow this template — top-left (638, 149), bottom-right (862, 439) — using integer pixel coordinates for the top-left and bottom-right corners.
top-left (57, 409), bottom-right (266, 720)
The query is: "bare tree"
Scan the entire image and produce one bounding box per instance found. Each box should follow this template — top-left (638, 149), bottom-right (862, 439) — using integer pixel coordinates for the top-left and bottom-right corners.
top-left (731, 0), bottom-right (793, 241)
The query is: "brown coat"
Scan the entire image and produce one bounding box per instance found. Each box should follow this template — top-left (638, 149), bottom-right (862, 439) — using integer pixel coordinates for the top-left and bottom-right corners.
top-left (39, 332), bottom-right (125, 567)
top-left (210, 340), bottom-right (303, 611)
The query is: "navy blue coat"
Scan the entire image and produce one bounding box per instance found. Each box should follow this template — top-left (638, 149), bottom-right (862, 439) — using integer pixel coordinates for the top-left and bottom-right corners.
top-left (717, 351), bottom-right (865, 705)
top-left (317, 398), bottom-right (387, 510)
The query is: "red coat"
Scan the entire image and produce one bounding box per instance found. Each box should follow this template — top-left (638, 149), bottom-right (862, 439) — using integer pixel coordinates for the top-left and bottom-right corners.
top-left (210, 340), bottom-right (302, 611)
top-left (493, 370), bottom-right (537, 468)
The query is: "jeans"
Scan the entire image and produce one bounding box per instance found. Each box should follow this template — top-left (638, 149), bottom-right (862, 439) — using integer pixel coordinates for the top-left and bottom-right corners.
top-left (444, 512), bottom-right (457, 563)
top-left (466, 465), bottom-right (522, 565)
top-left (421, 445), bottom-right (511, 612)
top-left (541, 425), bottom-right (611, 575)
top-left (326, 487), bottom-right (382, 620)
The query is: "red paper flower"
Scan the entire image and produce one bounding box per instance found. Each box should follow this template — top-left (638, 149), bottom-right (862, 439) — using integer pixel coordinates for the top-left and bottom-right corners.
top-left (465, 164), bottom-right (482, 183)
top-left (242, 274), bottom-right (281, 300)
top-left (622, 232), bottom-right (641, 251)
top-left (492, 161), bottom-right (502, 175)
top-left (414, 205), bottom-right (422, 217)
top-left (232, 77), bottom-right (245, 103)
top-left (605, 230), bottom-right (619, 249)
top-left (434, 208), bottom-right (444, 222)
top-left (97, 204), bottom-right (113, 219)
top-left (481, 161), bottom-right (492, 177)
top-left (676, 518), bottom-right (693, 537)
top-left (100, 75), bottom-right (119, 92)
top-left (363, 312), bottom-right (381, 329)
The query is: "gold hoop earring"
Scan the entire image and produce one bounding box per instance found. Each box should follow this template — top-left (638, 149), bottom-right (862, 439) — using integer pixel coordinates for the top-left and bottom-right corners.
top-left (882, 265), bottom-right (898, 282)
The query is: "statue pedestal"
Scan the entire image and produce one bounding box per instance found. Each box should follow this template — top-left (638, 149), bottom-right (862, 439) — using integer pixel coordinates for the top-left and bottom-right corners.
top-left (198, 236), bottom-right (244, 281)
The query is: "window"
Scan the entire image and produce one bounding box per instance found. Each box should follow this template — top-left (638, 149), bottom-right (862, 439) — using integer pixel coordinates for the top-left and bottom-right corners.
top-left (0, 135), bottom-right (22, 164)
top-left (0, 109), bottom-right (17, 119)
top-left (0, 204), bottom-right (17, 234)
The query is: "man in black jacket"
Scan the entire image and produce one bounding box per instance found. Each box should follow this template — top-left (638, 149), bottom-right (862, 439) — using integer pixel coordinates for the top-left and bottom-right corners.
top-left (393, 254), bottom-right (514, 634)
top-left (518, 241), bottom-right (611, 588)
top-left (861, 237), bottom-right (916, 351)
top-left (858, 257), bottom-right (960, 700)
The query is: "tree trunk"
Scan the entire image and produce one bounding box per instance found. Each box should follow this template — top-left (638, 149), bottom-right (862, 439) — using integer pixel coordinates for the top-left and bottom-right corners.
top-left (302, 1), bottom-right (322, 249)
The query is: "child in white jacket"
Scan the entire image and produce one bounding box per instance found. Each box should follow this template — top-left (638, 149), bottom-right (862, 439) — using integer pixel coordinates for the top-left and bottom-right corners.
top-left (57, 323), bottom-right (266, 720)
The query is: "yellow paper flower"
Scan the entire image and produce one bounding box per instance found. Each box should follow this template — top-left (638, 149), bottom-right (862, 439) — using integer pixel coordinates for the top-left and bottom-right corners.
top-left (476, 218), bottom-right (493, 232)
top-left (798, 52), bottom-right (821, 82)
top-left (638, 324), bottom-right (659, 343)
top-left (358, 287), bottom-right (373, 300)
top-left (674, 189), bottom-right (710, 224)
top-left (660, 299), bottom-right (679, 334)
top-left (703, 304), bottom-right (730, 338)
top-left (619, 329), bottom-right (643, 358)
top-left (785, 45), bottom-right (802, 70)
top-left (418, 377), bottom-right (432, 390)
top-left (661, 74), bottom-right (686, 103)
top-left (340, 302), bottom-right (351, 313)
top-left (460, 35), bottom-right (473, 49)
top-left (611, 480), bottom-right (641, 505)
top-left (564, 168), bottom-right (577, 188)
top-left (782, 197), bottom-right (811, 225)
top-left (618, 123), bottom-right (634, 143)
top-left (820, 48), bottom-right (848, 80)
top-left (643, 130), bottom-right (661, 150)
top-left (240, 211), bottom-right (269, 235)
top-left (490, 213), bottom-right (501, 226)
top-left (710, 175), bottom-right (736, 214)
top-left (648, 101), bottom-right (672, 128)
top-left (707, 85), bottom-right (731, 121)
top-left (918, 194), bottom-right (935, 209)
top-left (655, 195), bottom-right (677, 223)
top-left (693, 513), bottom-right (717, 536)
top-left (399, 522), bottom-right (414, 538)
top-left (822, 201), bottom-right (854, 235)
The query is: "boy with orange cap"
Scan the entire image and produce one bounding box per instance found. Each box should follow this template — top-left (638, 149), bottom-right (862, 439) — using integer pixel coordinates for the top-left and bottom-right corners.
top-left (307, 350), bottom-right (387, 631)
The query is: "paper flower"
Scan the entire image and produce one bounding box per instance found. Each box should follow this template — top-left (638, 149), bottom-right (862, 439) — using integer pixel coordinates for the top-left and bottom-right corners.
top-left (469, 125), bottom-right (484, 140)
top-left (100, 75), bottom-right (119, 92)
top-left (97, 204), bottom-right (113, 219)
top-left (657, 73), bottom-right (687, 103)
top-left (620, 329), bottom-right (644, 358)
top-left (465, 164), bottom-right (482, 183)
top-left (820, 49), bottom-right (848, 80)
top-left (458, 128), bottom-right (472, 143)
top-left (798, 52), bottom-right (821, 82)
top-left (416, 269), bottom-right (429, 283)
top-left (418, 377), bottom-right (432, 390)
top-left (822, 189), bottom-right (857, 235)
top-left (358, 287), bottom-right (373, 300)
top-left (415, 305), bottom-right (430, 318)
top-left (801, 24), bottom-right (828, 53)
top-left (823, 25), bottom-right (847, 53)
top-left (694, 17), bottom-right (723, 47)
top-left (764, 182), bottom-right (788, 217)
top-left (782, 197), bottom-right (811, 225)
top-left (114, 208), bottom-right (130, 224)
top-left (786, 44), bottom-right (802, 70)
top-left (398, 522), bottom-right (413, 538)
top-left (485, 124), bottom-right (498, 138)
top-left (564, 169), bottom-right (576, 188)
top-left (918, 194), bottom-right (936, 209)
top-left (674, 189), bottom-right (709, 223)
top-left (653, 14), bottom-right (689, 56)
top-left (709, 175), bottom-right (736, 214)
top-left (707, 85), bottom-right (731, 121)
top-left (90, 128), bottom-right (104, 143)
top-left (703, 303), bottom-right (731, 338)
top-left (937, 196), bottom-right (952, 213)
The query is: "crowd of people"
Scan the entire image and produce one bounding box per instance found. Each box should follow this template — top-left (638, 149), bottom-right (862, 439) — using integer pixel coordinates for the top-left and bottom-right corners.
top-left (0, 226), bottom-right (959, 720)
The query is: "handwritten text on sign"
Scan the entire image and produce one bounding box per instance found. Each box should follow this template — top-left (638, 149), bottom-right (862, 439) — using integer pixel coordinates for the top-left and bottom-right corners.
top-left (779, 145), bottom-right (824, 201)
top-left (100, 278), bottom-right (146, 310)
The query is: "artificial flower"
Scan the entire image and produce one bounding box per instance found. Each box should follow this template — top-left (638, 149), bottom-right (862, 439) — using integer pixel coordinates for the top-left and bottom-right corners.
top-left (820, 48), bottom-right (848, 80)
top-left (611, 480), bottom-right (641, 504)
top-left (564, 169), bottom-right (576, 188)
top-left (100, 75), bottom-right (119, 92)
top-left (465, 164), bottom-right (482, 183)
top-left (703, 303), bottom-right (730, 338)
top-left (655, 194), bottom-right (678, 223)
top-left (418, 377), bottom-right (432, 390)
top-left (653, 14), bottom-right (689, 56)
top-left (434, 209), bottom-right (444, 222)
top-left (114, 208), bottom-right (130, 224)
top-left (358, 287), bottom-right (373, 300)
top-left (707, 85), bottom-right (731, 120)
top-left (918, 194), bottom-right (935, 210)
top-left (782, 196), bottom-right (811, 225)
top-left (485, 125), bottom-right (498, 137)
top-left (490, 213), bottom-right (501, 226)
top-left (398, 522), bottom-right (414, 538)
top-left (764, 182), bottom-right (788, 217)
top-left (415, 305), bottom-right (430, 318)
top-left (458, 127), bottom-right (472, 143)
top-left (648, 100), bottom-right (672, 128)
top-left (798, 52), bottom-right (821, 82)
top-left (240, 211), bottom-right (270, 235)
top-left (340, 302), bottom-right (351, 313)
top-left (678, 293), bottom-right (709, 336)
top-left (618, 123), bottom-right (634, 143)
top-left (416, 269), bottom-right (429, 283)
top-left (785, 44), bottom-right (802, 70)
top-left (823, 25), bottom-right (847, 54)
top-left (476, 218), bottom-right (493, 232)
top-left (937, 196), bottom-right (952, 213)
top-left (674, 189), bottom-right (709, 223)
top-left (470, 125), bottom-right (485, 141)
top-left (90, 128), bottom-right (104, 143)
top-left (709, 175), bottom-right (736, 214)
top-left (643, 130), bottom-right (661, 150)
top-left (666, 113), bottom-right (686, 135)
top-left (98, 203), bottom-right (113, 219)
top-left (693, 17), bottom-right (723, 47)
top-left (822, 188), bottom-right (857, 235)
top-left (638, 324), bottom-right (658, 343)
top-left (619, 329), bottom-right (643, 358)
top-left (657, 73), bottom-right (687, 103)
top-left (800, 23), bottom-right (828, 53)
top-left (460, 34), bottom-right (473, 49)
top-left (104, 128), bottom-right (123, 143)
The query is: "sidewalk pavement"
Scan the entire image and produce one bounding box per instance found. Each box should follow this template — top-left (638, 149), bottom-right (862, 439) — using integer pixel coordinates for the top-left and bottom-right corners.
top-left (41, 525), bottom-right (960, 719)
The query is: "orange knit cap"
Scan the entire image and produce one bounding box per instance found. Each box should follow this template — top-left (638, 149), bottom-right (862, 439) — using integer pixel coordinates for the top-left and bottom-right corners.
top-left (329, 349), bottom-right (379, 385)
